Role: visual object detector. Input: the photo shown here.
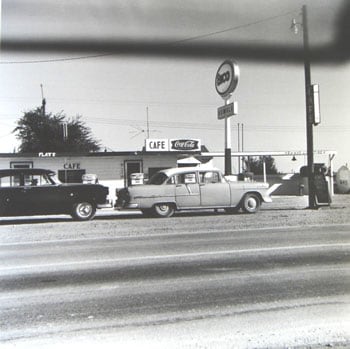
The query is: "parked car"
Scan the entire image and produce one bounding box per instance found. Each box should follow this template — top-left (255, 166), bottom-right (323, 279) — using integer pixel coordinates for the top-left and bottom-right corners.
top-left (115, 167), bottom-right (272, 217)
top-left (0, 168), bottom-right (110, 220)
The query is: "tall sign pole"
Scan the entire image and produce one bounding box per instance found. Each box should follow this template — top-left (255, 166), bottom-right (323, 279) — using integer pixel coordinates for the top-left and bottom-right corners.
top-left (215, 59), bottom-right (239, 175)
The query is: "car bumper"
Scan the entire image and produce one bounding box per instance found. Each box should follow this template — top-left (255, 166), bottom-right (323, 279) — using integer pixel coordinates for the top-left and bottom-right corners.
top-left (97, 200), bottom-right (113, 209)
top-left (262, 195), bottom-right (273, 203)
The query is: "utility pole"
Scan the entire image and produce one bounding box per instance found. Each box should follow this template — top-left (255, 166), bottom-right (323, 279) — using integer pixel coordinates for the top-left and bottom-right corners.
top-left (62, 122), bottom-right (68, 142)
top-left (40, 84), bottom-right (46, 117)
top-left (146, 107), bottom-right (150, 139)
top-left (302, 5), bottom-right (317, 209)
top-left (291, 6), bottom-right (319, 208)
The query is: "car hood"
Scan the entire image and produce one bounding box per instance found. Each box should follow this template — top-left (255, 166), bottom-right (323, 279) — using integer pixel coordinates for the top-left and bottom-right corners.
top-left (60, 183), bottom-right (108, 192)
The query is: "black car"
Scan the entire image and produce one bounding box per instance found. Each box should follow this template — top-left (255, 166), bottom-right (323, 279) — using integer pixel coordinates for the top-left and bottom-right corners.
top-left (0, 168), bottom-right (109, 221)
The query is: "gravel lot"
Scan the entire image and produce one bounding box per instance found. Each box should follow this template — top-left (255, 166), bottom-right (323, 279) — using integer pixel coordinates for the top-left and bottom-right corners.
top-left (1, 194), bottom-right (350, 244)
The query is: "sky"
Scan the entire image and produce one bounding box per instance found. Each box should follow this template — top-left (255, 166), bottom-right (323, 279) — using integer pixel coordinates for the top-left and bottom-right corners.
top-left (0, 0), bottom-right (349, 173)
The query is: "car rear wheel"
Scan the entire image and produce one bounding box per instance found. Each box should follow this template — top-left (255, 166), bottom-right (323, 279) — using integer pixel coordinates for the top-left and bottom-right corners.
top-left (71, 202), bottom-right (96, 221)
top-left (152, 203), bottom-right (175, 218)
top-left (241, 193), bottom-right (261, 214)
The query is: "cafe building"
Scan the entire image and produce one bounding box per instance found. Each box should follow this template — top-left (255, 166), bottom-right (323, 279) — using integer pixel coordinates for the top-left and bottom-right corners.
top-left (0, 138), bottom-right (212, 200)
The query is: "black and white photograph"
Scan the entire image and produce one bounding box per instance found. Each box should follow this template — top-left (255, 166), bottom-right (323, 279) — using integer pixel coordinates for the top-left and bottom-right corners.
top-left (0, 1), bottom-right (349, 348)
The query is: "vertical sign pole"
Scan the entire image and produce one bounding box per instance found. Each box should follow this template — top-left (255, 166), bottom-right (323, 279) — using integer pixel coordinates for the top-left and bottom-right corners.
top-left (224, 98), bottom-right (232, 175)
top-left (215, 59), bottom-right (239, 176)
top-left (237, 123), bottom-right (241, 173)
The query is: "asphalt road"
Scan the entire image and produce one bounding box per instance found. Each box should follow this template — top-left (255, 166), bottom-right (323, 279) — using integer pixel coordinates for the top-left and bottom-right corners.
top-left (1, 197), bottom-right (350, 348)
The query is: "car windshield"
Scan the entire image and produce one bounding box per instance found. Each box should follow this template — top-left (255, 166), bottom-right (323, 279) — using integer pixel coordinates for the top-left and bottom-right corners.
top-left (148, 172), bottom-right (169, 185)
top-left (48, 173), bottom-right (62, 185)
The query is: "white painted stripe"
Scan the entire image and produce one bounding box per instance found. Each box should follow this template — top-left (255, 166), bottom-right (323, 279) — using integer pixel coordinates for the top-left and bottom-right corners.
top-left (1, 242), bottom-right (349, 274)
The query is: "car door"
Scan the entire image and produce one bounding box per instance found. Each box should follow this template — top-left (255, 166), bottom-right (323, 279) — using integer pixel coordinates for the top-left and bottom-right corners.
top-left (199, 171), bottom-right (231, 207)
top-left (0, 173), bottom-right (32, 216)
top-left (20, 174), bottom-right (63, 214)
top-left (175, 171), bottom-right (201, 208)
top-left (0, 187), bottom-right (26, 216)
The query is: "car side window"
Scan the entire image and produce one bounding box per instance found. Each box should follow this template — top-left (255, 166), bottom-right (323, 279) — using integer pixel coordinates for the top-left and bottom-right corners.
top-left (200, 171), bottom-right (220, 184)
top-left (177, 172), bottom-right (197, 184)
top-left (166, 176), bottom-right (176, 185)
top-left (0, 175), bottom-right (12, 187)
top-left (24, 174), bottom-right (52, 186)
top-left (0, 175), bottom-right (22, 187)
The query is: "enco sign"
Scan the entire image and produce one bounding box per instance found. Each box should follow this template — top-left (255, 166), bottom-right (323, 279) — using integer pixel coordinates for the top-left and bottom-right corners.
top-left (215, 60), bottom-right (239, 99)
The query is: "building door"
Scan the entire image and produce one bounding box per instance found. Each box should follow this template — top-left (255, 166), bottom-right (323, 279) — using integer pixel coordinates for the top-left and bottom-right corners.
top-left (125, 161), bottom-right (142, 186)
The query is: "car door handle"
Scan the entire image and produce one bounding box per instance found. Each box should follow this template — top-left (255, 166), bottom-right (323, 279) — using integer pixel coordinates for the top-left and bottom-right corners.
top-left (21, 187), bottom-right (32, 192)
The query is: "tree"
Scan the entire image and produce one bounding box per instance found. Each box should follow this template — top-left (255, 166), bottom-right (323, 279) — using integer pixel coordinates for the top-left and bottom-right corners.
top-left (13, 107), bottom-right (100, 153)
top-left (244, 156), bottom-right (279, 175)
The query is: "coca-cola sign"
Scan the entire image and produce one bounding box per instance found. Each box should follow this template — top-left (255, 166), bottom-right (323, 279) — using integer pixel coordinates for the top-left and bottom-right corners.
top-left (145, 138), bottom-right (201, 152)
top-left (170, 139), bottom-right (200, 152)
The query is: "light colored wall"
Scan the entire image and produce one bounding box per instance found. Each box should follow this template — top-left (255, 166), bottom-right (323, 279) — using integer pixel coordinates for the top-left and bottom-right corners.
top-left (0, 153), bottom-right (180, 202)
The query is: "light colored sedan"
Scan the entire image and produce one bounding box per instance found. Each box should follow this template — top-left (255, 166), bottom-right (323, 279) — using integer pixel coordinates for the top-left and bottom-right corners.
top-left (115, 167), bottom-right (272, 217)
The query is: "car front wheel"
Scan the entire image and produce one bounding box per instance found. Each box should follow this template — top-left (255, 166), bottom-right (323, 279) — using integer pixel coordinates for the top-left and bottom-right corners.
top-left (241, 193), bottom-right (261, 214)
top-left (71, 202), bottom-right (96, 221)
top-left (152, 203), bottom-right (175, 218)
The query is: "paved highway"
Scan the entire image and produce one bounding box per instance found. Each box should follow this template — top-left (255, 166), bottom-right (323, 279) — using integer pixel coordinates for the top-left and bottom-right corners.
top-left (1, 206), bottom-right (350, 348)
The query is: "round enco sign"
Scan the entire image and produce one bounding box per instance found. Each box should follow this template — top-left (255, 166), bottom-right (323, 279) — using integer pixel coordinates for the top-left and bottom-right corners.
top-left (215, 59), bottom-right (239, 99)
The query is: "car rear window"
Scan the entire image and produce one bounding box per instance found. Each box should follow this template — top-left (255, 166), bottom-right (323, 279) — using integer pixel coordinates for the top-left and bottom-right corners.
top-left (0, 175), bottom-right (21, 187)
top-left (148, 172), bottom-right (169, 185)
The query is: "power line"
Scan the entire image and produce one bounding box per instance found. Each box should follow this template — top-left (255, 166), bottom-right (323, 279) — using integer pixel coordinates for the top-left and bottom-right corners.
top-left (0, 53), bottom-right (112, 65)
top-left (2, 111), bottom-right (349, 133)
top-left (85, 117), bottom-right (350, 133)
top-left (172, 10), bottom-right (297, 45)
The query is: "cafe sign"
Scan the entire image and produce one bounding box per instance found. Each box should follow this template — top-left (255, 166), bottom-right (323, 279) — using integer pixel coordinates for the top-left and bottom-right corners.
top-left (145, 139), bottom-right (201, 152)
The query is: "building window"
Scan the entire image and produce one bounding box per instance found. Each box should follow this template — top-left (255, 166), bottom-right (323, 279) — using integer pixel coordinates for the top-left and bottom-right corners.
top-left (10, 161), bottom-right (33, 169)
top-left (58, 169), bottom-right (86, 183)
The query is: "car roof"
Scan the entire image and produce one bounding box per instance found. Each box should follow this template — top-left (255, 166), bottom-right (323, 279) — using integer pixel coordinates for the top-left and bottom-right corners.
top-left (0, 168), bottom-right (56, 176)
top-left (160, 167), bottom-right (221, 177)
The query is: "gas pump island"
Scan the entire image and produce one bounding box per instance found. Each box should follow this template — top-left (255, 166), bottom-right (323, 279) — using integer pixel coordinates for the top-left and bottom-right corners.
top-left (215, 59), bottom-right (239, 175)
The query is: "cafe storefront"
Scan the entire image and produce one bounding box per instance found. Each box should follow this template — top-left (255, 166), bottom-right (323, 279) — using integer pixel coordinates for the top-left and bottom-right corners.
top-left (0, 138), bottom-right (211, 201)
